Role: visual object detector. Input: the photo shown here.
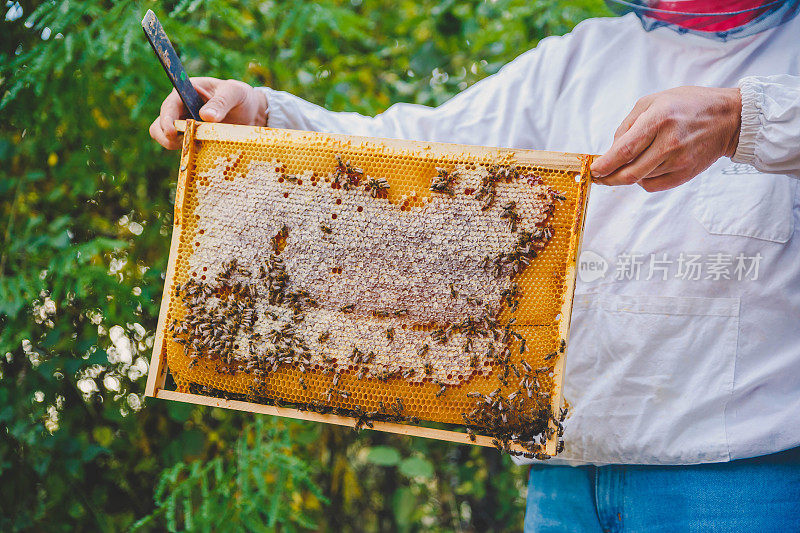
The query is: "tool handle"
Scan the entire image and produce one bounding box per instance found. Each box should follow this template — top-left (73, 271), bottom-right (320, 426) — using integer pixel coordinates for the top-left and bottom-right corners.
top-left (141, 9), bottom-right (204, 121)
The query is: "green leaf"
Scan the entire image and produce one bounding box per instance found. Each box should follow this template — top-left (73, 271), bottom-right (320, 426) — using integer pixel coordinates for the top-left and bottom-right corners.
top-left (92, 426), bottom-right (114, 447)
top-left (84, 348), bottom-right (109, 367)
top-left (82, 444), bottom-right (109, 462)
top-left (365, 446), bottom-right (401, 466)
top-left (392, 487), bottom-right (416, 531)
top-left (166, 401), bottom-right (194, 422)
top-left (398, 456), bottom-right (434, 480)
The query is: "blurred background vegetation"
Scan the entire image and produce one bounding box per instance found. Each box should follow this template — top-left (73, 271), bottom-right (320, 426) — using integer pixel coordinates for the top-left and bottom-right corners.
top-left (0, 0), bottom-right (611, 531)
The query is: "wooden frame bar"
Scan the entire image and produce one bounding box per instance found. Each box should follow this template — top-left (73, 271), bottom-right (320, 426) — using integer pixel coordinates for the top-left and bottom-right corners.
top-left (156, 389), bottom-right (521, 450)
top-left (145, 120), bottom-right (198, 397)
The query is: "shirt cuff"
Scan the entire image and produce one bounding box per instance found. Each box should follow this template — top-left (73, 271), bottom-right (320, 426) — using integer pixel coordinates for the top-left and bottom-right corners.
top-left (257, 87), bottom-right (296, 130)
top-left (731, 77), bottom-right (762, 166)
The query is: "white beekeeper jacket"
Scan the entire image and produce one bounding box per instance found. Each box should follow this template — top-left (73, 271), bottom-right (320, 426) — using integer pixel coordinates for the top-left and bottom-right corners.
top-left (259, 12), bottom-right (800, 465)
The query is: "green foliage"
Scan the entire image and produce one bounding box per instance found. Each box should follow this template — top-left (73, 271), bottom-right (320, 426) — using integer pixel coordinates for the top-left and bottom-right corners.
top-left (366, 445), bottom-right (402, 466)
top-left (398, 456), bottom-right (435, 480)
top-left (0, 0), bottom-right (611, 531)
top-left (133, 417), bottom-right (327, 532)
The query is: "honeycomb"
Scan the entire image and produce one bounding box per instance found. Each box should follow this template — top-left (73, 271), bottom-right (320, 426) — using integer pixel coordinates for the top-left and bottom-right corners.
top-left (149, 120), bottom-right (592, 458)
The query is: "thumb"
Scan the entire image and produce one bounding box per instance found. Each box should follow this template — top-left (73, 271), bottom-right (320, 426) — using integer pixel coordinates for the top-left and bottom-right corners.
top-left (199, 80), bottom-right (247, 122)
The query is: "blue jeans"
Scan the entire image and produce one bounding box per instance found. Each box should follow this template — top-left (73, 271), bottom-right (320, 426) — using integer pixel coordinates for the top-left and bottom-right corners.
top-left (524, 448), bottom-right (800, 532)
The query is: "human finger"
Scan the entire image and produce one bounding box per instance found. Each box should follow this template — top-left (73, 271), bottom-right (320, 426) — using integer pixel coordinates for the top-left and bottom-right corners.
top-left (642, 158), bottom-right (673, 180)
top-left (637, 171), bottom-right (691, 193)
top-left (613, 95), bottom-right (653, 141)
top-left (199, 80), bottom-right (248, 123)
top-left (159, 89), bottom-right (186, 140)
top-left (594, 134), bottom-right (667, 187)
top-left (591, 112), bottom-right (659, 179)
top-left (149, 117), bottom-right (182, 150)
top-left (194, 82), bottom-right (214, 102)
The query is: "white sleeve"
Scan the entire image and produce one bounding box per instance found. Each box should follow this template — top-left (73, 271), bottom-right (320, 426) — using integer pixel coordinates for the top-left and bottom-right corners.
top-left (256, 32), bottom-right (578, 149)
top-left (732, 75), bottom-right (800, 177)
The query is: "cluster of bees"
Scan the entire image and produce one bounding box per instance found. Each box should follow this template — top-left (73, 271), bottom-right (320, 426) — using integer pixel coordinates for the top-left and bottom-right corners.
top-left (171, 153), bottom-right (570, 457)
top-left (462, 341), bottom-right (568, 458)
top-left (168, 261), bottom-right (258, 369)
top-left (332, 154), bottom-right (390, 197)
top-left (170, 258), bottom-right (317, 380)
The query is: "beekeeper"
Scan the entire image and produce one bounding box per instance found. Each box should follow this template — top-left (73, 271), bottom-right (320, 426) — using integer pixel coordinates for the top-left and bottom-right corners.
top-left (151, 1), bottom-right (800, 529)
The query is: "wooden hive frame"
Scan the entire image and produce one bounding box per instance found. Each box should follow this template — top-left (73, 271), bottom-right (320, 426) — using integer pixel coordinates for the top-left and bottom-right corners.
top-left (146, 120), bottom-right (593, 455)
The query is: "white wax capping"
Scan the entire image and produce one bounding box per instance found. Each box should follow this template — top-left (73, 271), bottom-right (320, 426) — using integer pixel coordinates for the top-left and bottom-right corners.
top-left (187, 154), bottom-right (558, 385)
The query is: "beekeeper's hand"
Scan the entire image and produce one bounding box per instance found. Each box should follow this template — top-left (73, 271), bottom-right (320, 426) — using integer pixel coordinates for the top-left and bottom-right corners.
top-left (149, 77), bottom-right (267, 150)
top-left (590, 86), bottom-right (742, 192)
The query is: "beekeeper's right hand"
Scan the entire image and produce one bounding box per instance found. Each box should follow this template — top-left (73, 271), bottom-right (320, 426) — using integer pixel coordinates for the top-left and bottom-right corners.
top-left (149, 77), bottom-right (267, 150)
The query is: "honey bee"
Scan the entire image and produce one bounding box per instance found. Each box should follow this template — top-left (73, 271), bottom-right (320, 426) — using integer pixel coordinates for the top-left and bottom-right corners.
top-left (500, 201), bottom-right (520, 231)
top-left (365, 177), bottom-right (390, 197)
top-left (485, 343), bottom-right (495, 359)
top-left (449, 283), bottom-right (458, 299)
top-left (333, 154), bottom-right (364, 190)
top-left (430, 168), bottom-right (458, 196)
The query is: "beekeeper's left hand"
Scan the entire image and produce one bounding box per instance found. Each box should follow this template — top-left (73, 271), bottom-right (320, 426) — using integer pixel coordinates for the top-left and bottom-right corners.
top-left (590, 86), bottom-right (742, 192)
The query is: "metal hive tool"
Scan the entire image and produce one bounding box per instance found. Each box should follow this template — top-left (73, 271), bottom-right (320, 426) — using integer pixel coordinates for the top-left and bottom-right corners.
top-left (146, 119), bottom-right (593, 457)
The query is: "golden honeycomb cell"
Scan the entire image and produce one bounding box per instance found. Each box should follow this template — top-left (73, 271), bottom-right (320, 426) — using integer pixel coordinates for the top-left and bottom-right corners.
top-left (146, 120), bottom-right (592, 457)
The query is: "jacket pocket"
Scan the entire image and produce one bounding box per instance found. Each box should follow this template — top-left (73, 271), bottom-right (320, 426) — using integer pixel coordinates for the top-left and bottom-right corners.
top-left (561, 292), bottom-right (740, 465)
top-left (691, 162), bottom-right (796, 243)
